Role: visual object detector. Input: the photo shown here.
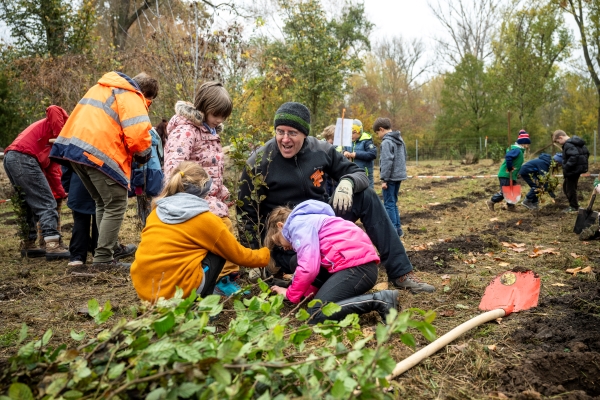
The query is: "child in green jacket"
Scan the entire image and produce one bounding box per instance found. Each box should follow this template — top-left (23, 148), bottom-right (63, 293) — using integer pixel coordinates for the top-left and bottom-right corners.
top-left (486, 130), bottom-right (530, 212)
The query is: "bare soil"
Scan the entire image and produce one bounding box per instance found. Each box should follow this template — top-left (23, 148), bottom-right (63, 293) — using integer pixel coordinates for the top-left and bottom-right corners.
top-left (0, 160), bottom-right (599, 398)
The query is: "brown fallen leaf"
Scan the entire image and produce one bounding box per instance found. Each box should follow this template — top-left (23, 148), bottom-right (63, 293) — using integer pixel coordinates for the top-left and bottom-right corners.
top-left (570, 252), bottom-right (581, 259)
top-left (411, 244), bottom-right (428, 251)
top-left (439, 310), bottom-right (455, 317)
top-left (490, 217), bottom-right (499, 222)
top-left (498, 262), bottom-right (510, 267)
top-left (488, 391), bottom-right (509, 399)
top-left (428, 202), bottom-right (441, 206)
top-left (515, 220), bottom-right (522, 226)
top-left (566, 267), bottom-right (582, 275)
top-left (581, 266), bottom-right (593, 274)
top-left (450, 343), bottom-right (468, 352)
top-left (512, 248), bottom-right (528, 253)
top-left (373, 282), bottom-right (389, 291)
top-left (441, 274), bottom-right (451, 280)
top-left (486, 344), bottom-right (498, 351)
top-left (495, 318), bottom-right (503, 324)
top-left (551, 283), bottom-right (567, 287)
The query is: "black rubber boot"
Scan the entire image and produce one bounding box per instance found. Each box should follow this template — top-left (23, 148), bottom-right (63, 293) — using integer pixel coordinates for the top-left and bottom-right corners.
top-left (310, 290), bottom-right (399, 324)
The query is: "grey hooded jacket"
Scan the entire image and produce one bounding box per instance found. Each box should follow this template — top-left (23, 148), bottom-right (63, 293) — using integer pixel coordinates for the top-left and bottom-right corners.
top-left (155, 193), bottom-right (210, 224)
top-left (379, 131), bottom-right (407, 182)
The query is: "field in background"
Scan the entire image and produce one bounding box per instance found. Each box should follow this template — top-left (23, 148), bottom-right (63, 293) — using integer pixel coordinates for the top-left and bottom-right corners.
top-left (0, 160), bottom-right (599, 398)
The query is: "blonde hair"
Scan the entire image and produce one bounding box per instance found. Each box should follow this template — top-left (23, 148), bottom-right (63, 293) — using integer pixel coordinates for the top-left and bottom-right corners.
top-left (321, 125), bottom-right (335, 141)
top-left (552, 130), bottom-right (568, 142)
top-left (194, 81), bottom-right (233, 119)
top-left (152, 162), bottom-right (210, 209)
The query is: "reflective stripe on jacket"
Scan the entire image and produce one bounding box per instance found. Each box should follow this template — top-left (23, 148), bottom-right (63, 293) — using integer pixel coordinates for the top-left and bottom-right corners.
top-left (50, 71), bottom-right (152, 189)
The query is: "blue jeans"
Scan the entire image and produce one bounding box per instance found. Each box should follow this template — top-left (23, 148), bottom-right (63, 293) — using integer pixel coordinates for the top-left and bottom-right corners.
top-left (383, 181), bottom-right (402, 234)
top-left (3, 151), bottom-right (60, 240)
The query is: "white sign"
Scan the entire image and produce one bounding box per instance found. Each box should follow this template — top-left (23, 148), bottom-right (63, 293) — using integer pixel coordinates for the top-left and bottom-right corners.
top-left (333, 118), bottom-right (353, 147)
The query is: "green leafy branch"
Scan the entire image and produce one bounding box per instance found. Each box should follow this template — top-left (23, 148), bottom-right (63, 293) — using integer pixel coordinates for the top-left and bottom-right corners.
top-left (0, 282), bottom-right (436, 399)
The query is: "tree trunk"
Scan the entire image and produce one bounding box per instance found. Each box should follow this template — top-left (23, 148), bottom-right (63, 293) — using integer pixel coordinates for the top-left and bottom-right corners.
top-left (111, 0), bottom-right (157, 50)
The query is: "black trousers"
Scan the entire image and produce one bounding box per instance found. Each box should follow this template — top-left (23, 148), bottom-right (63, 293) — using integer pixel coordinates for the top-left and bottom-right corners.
top-left (69, 210), bottom-right (98, 263)
top-left (271, 188), bottom-right (412, 280)
top-left (307, 262), bottom-right (378, 321)
top-left (197, 252), bottom-right (226, 297)
top-left (563, 175), bottom-right (580, 209)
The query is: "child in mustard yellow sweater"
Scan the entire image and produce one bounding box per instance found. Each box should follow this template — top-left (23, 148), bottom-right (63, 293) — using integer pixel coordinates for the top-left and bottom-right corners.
top-left (130, 161), bottom-right (270, 302)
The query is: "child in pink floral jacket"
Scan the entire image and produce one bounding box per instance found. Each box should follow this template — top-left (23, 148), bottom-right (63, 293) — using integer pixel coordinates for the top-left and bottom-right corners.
top-left (163, 82), bottom-right (242, 295)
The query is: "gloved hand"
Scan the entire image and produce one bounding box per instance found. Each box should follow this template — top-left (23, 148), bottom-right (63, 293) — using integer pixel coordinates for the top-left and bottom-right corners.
top-left (332, 179), bottom-right (354, 214)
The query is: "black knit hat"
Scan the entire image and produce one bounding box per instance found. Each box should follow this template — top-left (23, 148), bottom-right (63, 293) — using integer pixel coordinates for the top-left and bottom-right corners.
top-left (273, 102), bottom-right (311, 136)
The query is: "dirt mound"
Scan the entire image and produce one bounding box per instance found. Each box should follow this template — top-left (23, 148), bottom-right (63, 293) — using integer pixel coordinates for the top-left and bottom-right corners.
top-left (0, 283), bottom-right (38, 301)
top-left (409, 235), bottom-right (488, 272)
top-left (510, 281), bottom-right (600, 353)
top-left (499, 280), bottom-right (600, 398)
top-left (402, 211), bottom-right (440, 223)
top-left (483, 217), bottom-right (536, 233)
top-left (499, 352), bottom-right (600, 398)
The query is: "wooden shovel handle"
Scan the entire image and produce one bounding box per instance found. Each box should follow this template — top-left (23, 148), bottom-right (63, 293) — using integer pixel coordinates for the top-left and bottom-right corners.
top-left (387, 309), bottom-right (506, 379)
top-left (586, 193), bottom-right (596, 212)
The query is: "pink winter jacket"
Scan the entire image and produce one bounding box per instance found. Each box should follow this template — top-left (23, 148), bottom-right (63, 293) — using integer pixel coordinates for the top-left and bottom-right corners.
top-left (163, 101), bottom-right (230, 218)
top-left (283, 200), bottom-right (380, 303)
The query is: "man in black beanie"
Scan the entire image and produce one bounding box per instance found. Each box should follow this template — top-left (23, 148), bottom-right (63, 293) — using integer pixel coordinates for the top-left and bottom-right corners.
top-left (237, 102), bottom-right (434, 294)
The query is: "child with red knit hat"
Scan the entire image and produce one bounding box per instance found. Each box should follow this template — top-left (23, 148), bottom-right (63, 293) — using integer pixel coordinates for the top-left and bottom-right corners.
top-left (486, 130), bottom-right (530, 212)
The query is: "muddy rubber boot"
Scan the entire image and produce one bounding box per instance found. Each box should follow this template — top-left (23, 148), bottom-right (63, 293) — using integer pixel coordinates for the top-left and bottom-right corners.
top-left (310, 290), bottom-right (399, 324)
top-left (20, 239), bottom-right (46, 258)
top-left (45, 236), bottom-right (70, 261)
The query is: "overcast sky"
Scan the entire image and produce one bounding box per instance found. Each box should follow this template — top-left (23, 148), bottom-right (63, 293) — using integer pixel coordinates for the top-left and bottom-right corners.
top-left (364, 0), bottom-right (444, 43)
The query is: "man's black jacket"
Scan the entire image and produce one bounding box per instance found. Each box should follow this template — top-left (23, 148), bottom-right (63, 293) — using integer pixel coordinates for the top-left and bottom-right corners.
top-left (237, 136), bottom-right (369, 247)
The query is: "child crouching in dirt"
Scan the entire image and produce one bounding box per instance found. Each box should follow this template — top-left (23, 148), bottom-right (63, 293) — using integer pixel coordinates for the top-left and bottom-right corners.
top-left (267, 199), bottom-right (399, 324)
top-left (130, 162), bottom-right (270, 302)
top-left (487, 130), bottom-right (530, 212)
top-left (518, 153), bottom-right (558, 210)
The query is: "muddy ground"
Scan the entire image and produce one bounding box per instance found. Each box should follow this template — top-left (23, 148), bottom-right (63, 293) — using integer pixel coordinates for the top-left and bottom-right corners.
top-left (0, 160), bottom-right (599, 399)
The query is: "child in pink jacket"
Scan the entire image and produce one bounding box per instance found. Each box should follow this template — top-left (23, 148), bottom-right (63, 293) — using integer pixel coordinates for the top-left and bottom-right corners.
top-left (268, 200), bottom-right (398, 324)
top-left (163, 82), bottom-right (241, 296)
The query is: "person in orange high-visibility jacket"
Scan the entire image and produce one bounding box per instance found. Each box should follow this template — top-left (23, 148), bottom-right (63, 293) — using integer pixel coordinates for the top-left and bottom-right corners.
top-left (51, 71), bottom-right (158, 266)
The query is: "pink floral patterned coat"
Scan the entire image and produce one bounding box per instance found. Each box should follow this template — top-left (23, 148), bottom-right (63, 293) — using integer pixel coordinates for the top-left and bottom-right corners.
top-left (163, 101), bottom-right (230, 218)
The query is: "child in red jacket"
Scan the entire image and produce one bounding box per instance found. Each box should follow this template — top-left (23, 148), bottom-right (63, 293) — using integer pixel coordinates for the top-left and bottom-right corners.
top-left (3, 105), bottom-right (70, 260)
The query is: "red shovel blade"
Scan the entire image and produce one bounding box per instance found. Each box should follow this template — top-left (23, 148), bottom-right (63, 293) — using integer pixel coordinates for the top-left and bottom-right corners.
top-left (479, 270), bottom-right (540, 315)
top-left (502, 183), bottom-right (521, 204)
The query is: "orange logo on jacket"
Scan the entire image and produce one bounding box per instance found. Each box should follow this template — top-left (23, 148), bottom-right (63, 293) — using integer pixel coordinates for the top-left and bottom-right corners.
top-left (310, 169), bottom-right (324, 187)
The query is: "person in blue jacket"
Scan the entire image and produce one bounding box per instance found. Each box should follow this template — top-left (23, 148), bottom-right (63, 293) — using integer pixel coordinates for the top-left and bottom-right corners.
top-left (342, 119), bottom-right (377, 188)
top-left (61, 165), bottom-right (98, 267)
top-left (518, 153), bottom-right (558, 210)
top-left (129, 127), bottom-right (164, 226)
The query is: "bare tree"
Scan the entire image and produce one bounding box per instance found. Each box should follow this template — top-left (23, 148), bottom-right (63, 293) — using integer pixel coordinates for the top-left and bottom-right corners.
top-left (374, 36), bottom-right (432, 118)
top-left (429, 0), bottom-right (502, 67)
top-left (558, 0), bottom-right (600, 145)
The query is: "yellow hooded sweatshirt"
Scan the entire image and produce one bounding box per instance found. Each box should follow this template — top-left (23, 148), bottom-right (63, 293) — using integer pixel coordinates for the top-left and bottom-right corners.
top-left (130, 193), bottom-right (269, 301)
